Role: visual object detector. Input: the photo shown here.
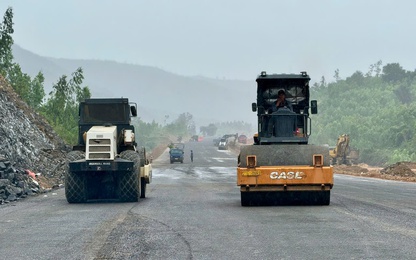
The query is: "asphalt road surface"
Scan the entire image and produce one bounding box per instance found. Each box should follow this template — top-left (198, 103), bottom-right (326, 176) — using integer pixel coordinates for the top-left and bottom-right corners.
top-left (1, 138), bottom-right (415, 259)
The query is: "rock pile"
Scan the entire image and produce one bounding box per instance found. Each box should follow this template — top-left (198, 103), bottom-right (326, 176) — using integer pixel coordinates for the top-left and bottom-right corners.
top-left (0, 156), bottom-right (43, 204)
top-left (0, 75), bottom-right (70, 204)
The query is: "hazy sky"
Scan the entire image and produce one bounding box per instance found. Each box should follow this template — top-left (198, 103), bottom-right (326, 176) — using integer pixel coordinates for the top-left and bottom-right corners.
top-left (1, 0), bottom-right (415, 81)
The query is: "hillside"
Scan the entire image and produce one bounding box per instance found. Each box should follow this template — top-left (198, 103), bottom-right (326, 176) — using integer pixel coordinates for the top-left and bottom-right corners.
top-left (309, 65), bottom-right (416, 165)
top-left (12, 45), bottom-right (256, 128)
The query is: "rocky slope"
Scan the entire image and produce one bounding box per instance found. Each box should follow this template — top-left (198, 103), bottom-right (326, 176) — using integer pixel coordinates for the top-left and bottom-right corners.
top-left (0, 75), bottom-right (70, 204)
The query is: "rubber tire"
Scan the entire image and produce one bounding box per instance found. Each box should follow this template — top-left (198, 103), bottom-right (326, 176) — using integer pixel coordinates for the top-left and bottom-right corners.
top-left (140, 177), bottom-right (146, 198)
top-left (119, 150), bottom-right (140, 202)
top-left (138, 147), bottom-right (147, 198)
top-left (138, 147), bottom-right (146, 167)
top-left (65, 151), bottom-right (87, 203)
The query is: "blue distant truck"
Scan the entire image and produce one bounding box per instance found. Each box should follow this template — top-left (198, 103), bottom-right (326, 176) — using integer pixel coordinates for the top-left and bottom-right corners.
top-left (169, 143), bottom-right (185, 164)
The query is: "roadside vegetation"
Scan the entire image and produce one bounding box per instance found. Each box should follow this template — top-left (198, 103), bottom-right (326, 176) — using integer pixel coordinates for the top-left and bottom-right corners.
top-left (310, 62), bottom-right (416, 165)
top-left (133, 112), bottom-right (196, 150)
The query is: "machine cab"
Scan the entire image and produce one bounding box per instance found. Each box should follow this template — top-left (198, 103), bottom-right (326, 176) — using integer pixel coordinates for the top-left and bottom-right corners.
top-left (252, 71), bottom-right (317, 145)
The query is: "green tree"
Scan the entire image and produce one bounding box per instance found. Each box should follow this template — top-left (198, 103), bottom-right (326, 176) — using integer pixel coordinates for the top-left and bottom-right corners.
top-left (28, 72), bottom-right (46, 109)
top-left (40, 67), bottom-right (91, 143)
top-left (164, 112), bottom-right (195, 137)
top-left (5, 63), bottom-right (46, 108)
top-left (394, 84), bottom-right (413, 104)
top-left (310, 62), bottom-right (416, 166)
top-left (373, 60), bottom-right (383, 77)
top-left (382, 63), bottom-right (406, 84)
top-left (366, 60), bottom-right (383, 77)
top-left (6, 63), bottom-right (31, 100)
top-left (200, 123), bottom-right (217, 136)
top-left (320, 76), bottom-right (327, 88)
top-left (215, 121), bottom-right (253, 136)
top-left (333, 69), bottom-right (340, 82)
top-left (133, 118), bottom-right (166, 151)
top-left (0, 7), bottom-right (46, 108)
top-left (0, 7), bottom-right (14, 77)
top-left (346, 71), bottom-right (365, 85)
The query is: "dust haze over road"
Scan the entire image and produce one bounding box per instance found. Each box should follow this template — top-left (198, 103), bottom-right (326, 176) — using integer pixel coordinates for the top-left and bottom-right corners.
top-left (1, 1), bottom-right (416, 81)
top-left (2, 1), bottom-right (416, 130)
top-left (1, 138), bottom-right (415, 259)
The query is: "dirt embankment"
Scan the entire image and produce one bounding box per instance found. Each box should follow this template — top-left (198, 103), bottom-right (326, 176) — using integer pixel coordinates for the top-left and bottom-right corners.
top-left (148, 142), bottom-right (171, 163)
top-left (334, 162), bottom-right (416, 182)
top-left (146, 135), bottom-right (188, 162)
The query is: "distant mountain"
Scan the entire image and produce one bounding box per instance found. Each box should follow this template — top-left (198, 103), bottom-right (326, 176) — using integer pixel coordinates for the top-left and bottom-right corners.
top-left (12, 45), bottom-right (256, 128)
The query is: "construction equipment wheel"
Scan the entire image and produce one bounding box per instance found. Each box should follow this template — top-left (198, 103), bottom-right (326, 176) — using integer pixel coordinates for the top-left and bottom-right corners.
top-left (65, 151), bottom-right (87, 203)
top-left (140, 177), bottom-right (146, 198)
top-left (241, 192), bottom-right (261, 206)
top-left (317, 191), bottom-right (330, 205)
top-left (241, 191), bottom-right (330, 206)
top-left (138, 147), bottom-right (147, 166)
top-left (119, 150), bottom-right (140, 202)
top-left (241, 192), bottom-right (250, 206)
top-left (298, 191), bottom-right (330, 205)
top-left (138, 147), bottom-right (147, 198)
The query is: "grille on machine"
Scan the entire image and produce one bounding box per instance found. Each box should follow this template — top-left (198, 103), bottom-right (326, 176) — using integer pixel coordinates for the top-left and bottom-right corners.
top-left (88, 138), bottom-right (111, 159)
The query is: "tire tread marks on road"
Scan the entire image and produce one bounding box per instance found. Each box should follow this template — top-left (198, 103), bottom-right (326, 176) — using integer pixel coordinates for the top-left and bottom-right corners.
top-left (83, 213), bottom-right (127, 259)
top-left (94, 211), bottom-right (193, 260)
top-left (333, 195), bottom-right (416, 259)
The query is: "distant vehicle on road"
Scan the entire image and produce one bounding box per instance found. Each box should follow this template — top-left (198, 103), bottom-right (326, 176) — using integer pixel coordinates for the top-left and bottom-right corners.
top-left (170, 148), bottom-right (184, 163)
top-left (213, 137), bottom-right (221, 146)
top-left (218, 138), bottom-right (228, 150)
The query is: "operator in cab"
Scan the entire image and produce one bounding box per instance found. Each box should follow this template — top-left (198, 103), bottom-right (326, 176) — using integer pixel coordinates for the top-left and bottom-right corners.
top-left (272, 90), bottom-right (293, 112)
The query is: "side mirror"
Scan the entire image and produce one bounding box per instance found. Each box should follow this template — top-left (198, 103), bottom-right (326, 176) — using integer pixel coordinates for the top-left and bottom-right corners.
top-left (311, 100), bottom-right (318, 114)
top-left (130, 105), bottom-right (137, 117)
top-left (252, 103), bottom-right (257, 112)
